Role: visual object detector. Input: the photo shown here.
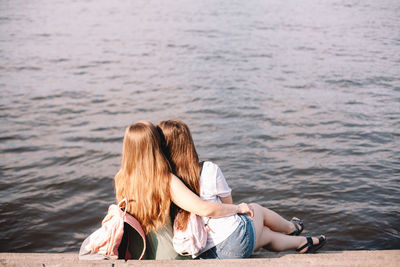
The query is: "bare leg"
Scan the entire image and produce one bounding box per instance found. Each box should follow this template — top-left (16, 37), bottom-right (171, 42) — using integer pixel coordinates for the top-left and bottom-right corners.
top-left (250, 203), bottom-right (322, 252)
top-left (262, 229), bottom-right (324, 253)
top-left (250, 203), bottom-right (297, 234)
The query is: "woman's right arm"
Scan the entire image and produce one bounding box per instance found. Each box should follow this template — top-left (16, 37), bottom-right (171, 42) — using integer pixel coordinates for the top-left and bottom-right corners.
top-left (169, 174), bottom-right (253, 218)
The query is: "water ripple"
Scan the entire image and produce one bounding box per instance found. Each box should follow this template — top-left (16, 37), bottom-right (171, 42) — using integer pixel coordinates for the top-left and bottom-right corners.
top-left (1, 0), bottom-right (399, 253)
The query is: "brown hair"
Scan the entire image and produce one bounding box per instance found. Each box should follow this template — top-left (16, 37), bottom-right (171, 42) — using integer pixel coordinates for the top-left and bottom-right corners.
top-left (157, 120), bottom-right (201, 231)
top-left (114, 120), bottom-right (171, 234)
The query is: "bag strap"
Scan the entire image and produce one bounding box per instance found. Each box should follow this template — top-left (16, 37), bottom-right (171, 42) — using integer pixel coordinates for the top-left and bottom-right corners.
top-left (118, 198), bottom-right (128, 216)
top-left (118, 198), bottom-right (147, 260)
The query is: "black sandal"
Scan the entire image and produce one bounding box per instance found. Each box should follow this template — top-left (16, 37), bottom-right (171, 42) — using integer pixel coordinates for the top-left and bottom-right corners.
top-left (289, 218), bottom-right (304, 236)
top-left (296, 236), bottom-right (326, 253)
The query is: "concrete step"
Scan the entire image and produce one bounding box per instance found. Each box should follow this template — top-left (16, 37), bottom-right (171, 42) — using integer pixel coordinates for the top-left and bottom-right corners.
top-left (1, 250), bottom-right (399, 267)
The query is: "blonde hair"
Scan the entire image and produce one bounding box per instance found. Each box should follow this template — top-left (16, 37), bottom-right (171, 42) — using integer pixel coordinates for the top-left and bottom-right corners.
top-left (157, 120), bottom-right (201, 230)
top-left (114, 120), bottom-right (171, 234)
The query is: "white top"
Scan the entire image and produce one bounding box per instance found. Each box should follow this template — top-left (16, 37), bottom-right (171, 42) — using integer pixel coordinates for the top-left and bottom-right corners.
top-left (199, 161), bottom-right (240, 253)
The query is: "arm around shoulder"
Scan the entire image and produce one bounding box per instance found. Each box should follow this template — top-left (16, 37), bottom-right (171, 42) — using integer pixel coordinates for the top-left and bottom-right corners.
top-left (169, 174), bottom-right (240, 218)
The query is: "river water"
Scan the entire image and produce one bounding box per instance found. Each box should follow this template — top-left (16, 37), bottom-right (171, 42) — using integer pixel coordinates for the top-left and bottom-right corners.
top-left (0, 0), bottom-right (399, 253)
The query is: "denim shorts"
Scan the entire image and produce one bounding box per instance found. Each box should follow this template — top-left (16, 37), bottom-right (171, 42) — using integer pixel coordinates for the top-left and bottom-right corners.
top-left (198, 214), bottom-right (256, 259)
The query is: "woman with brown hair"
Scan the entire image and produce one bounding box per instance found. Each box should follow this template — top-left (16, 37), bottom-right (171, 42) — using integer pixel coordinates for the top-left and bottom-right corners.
top-left (157, 119), bottom-right (326, 259)
top-left (114, 120), bottom-right (253, 259)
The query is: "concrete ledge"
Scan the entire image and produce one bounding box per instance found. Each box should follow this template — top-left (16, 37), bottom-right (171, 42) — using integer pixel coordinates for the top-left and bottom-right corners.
top-left (1, 250), bottom-right (399, 267)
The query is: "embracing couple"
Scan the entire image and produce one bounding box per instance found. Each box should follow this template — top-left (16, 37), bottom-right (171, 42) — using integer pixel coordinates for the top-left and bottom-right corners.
top-left (114, 120), bottom-right (326, 259)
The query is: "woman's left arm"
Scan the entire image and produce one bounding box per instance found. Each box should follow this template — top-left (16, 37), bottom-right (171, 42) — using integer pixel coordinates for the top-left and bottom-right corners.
top-left (169, 174), bottom-right (253, 218)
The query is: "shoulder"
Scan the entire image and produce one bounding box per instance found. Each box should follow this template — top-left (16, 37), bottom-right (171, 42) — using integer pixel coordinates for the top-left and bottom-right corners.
top-left (202, 161), bottom-right (220, 172)
top-left (200, 161), bottom-right (222, 182)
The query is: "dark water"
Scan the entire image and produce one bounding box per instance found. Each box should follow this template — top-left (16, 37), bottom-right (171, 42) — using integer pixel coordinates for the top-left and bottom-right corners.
top-left (1, 0), bottom-right (399, 253)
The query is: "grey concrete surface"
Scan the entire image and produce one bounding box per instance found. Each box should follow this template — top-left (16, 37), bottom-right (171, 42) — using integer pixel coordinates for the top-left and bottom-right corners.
top-left (1, 250), bottom-right (399, 267)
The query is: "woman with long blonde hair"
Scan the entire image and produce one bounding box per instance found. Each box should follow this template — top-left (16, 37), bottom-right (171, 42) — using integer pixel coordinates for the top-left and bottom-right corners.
top-left (114, 120), bottom-right (253, 259)
top-left (157, 120), bottom-right (326, 259)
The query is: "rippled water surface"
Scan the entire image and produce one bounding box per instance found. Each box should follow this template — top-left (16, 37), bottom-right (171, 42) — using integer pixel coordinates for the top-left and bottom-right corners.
top-left (1, 0), bottom-right (399, 253)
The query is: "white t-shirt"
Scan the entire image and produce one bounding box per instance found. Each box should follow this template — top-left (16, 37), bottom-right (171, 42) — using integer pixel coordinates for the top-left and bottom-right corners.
top-left (199, 161), bottom-right (240, 253)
